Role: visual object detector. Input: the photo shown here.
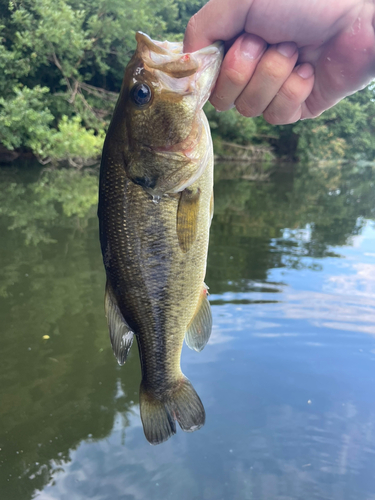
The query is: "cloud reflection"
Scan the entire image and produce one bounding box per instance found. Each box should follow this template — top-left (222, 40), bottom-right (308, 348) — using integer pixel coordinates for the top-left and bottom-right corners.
top-left (281, 258), bottom-right (375, 335)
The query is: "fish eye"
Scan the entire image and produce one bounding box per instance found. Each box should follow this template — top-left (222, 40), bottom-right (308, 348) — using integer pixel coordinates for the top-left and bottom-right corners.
top-left (130, 83), bottom-right (152, 107)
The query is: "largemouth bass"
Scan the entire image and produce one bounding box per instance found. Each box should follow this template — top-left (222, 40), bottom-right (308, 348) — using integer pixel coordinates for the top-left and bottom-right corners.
top-left (98, 32), bottom-right (223, 444)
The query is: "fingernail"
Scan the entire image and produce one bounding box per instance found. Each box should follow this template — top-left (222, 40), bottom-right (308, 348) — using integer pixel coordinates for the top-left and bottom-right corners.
top-left (276, 42), bottom-right (297, 58)
top-left (296, 63), bottom-right (314, 79)
top-left (240, 34), bottom-right (266, 60)
top-left (213, 102), bottom-right (235, 112)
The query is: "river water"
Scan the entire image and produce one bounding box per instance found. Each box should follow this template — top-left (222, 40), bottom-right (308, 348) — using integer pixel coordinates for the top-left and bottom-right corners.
top-left (1, 161), bottom-right (375, 500)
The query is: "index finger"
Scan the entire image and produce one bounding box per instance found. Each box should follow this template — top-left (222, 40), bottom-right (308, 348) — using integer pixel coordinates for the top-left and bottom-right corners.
top-left (183, 0), bottom-right (253, 52)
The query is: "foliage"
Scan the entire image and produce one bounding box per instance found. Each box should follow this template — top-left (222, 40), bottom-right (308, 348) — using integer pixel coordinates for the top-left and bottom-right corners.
top-left (0, 86), bottom-right (54, 153)
top-left (291, 85), bottom-right (375, 162)
top-left (243, 85), bottom-right (375, 162)
top-left (205, 103), bottom-right (257, 145)
top-left (0, 0), bottom-right (374, 163)
top-left (0, 0), bottom-right (205, 163)
top-left (0, 85), bottom-right (103, 164)
top-left (41, 116), bottom-right (105, 166)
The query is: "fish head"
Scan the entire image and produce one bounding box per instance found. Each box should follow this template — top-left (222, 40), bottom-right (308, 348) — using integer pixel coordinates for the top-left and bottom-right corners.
top-left (116, 32), bottom-right (223, 197)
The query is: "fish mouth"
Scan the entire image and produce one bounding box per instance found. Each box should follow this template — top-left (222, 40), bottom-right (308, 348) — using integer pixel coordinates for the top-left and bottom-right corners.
top-left (192, 42), bottom-right (224, 108)
top-left (135, 32), bottom-right (224, 108)
top-left (130, 33), bottom-right (224, 197)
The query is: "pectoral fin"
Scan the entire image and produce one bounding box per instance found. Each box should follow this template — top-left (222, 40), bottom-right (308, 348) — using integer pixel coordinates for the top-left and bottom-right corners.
top-left (185, 285), bottom-right (212, 352)
top-left (104, 280), bottom-right (134, 365)
top-left (176, 187), bottom-right (200, 253)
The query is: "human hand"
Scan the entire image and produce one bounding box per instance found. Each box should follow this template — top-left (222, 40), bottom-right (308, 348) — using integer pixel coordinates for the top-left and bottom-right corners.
top-left (184, 0), bottom-right (375, 124)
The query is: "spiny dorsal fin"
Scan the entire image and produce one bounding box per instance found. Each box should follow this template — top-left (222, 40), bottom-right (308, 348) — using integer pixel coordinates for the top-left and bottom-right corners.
top-left (185, 285), bottom-right (212, 352)
top-left (105, 280), bottom-right (134, 365)
top-left (176, 187), bottom-right (200, 253)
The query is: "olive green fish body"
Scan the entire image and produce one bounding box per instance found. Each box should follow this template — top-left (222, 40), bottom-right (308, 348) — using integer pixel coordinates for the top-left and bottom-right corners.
top-left (98, 32), bottom-right (223, 444)
top-left (99, 132), bottom-right (212, 379)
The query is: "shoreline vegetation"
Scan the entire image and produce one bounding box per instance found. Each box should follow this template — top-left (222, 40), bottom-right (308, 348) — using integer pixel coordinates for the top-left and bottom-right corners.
top-left (1, 159), bottom-right (374, 250)
top-left (1, 0), bottom-right (375, 167)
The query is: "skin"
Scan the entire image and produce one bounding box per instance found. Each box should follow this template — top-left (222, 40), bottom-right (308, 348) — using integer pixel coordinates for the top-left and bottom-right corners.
top-left (184, 0), bottom-right (375, 124)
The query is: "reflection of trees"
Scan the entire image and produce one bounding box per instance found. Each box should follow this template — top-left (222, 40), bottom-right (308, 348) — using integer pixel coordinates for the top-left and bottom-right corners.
top-left (207, 163), bottom-right (375, 293)
top-left (0, 161), bottom-right (374, 498)
top-left (0, 169), bottom-right (140, 499)
top-left (0, 166), bottom-right (99, 246)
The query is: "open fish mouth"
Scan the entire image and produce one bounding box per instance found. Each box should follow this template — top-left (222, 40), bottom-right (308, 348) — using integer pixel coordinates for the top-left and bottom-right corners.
top-left (135, 32), bottom-right (224, 109)
top-left (122, 32), bottom-right (224, 198)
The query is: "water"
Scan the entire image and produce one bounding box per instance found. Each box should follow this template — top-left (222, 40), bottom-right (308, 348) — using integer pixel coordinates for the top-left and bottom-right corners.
top-left (1, 161), bottom-right (375, 500)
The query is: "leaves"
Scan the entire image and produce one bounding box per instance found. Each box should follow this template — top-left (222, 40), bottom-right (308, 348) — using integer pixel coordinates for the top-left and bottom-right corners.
top-left (41, 116), bottom-right (105, 166)
top-left (1, 0), bottom-right (374, 164)
top-left (0, 86), bottom-right (54, 151)
top-left (0, 0), bottom-right (203, 162)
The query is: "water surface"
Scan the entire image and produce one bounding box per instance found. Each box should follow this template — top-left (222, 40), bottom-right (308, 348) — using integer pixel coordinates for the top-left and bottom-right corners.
top-left (1, 161), bottom-right (375, 500)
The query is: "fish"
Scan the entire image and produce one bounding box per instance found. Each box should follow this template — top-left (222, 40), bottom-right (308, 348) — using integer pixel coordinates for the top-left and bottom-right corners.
top-left (98, 32), bottom-right (223, 445)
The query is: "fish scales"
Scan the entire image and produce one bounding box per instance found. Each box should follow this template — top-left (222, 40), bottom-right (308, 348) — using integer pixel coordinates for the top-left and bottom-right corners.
top-left (100, 141), bottom-right (211, 386)
top-left (98, 32), bottom-right (223, 444)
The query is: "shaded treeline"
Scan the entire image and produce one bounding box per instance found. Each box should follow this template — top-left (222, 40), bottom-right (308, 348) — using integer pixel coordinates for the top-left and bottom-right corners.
top-left (1, 0), bottom-right (375, 164)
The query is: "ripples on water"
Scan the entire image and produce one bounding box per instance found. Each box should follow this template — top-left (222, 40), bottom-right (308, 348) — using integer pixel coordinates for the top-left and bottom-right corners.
top-left (0, 161), bottom-right (375, 500)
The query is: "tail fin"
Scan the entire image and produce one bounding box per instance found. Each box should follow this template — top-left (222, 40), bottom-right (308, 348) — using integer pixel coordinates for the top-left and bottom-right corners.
top-left (139, 376), bottom-right (205, 445)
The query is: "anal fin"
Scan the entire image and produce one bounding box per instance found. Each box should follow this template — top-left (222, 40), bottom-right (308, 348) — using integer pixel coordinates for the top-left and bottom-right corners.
top-left (185, 284), bottom-right (212, 352)
top-left (105, 280), bottom-right (134, 365)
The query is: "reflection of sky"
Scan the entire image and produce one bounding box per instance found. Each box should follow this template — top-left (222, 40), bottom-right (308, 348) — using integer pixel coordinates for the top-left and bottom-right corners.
top-left (272, 222), bottom-right (375, 294)
top-left (34, 221), bottom-right (375, 500)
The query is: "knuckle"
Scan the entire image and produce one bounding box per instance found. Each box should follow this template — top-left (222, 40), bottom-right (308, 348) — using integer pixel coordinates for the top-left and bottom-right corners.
top-left (280, 83), bottom-right (301, 104)
top-left (264, 107), bottom-right (300, 125)
top-left (210, 95), bottom-right (232, 112)
top-left (224, 67), bottom-right (249, 88)
top-left (261, 59), bottom-right (287, 82)
top-left (263, 109), bottom-right (282, 125)
top-left (235, 99), bottom-right (259, 118)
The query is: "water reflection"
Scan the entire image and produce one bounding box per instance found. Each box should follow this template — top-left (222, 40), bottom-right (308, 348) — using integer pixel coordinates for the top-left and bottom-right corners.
top-left (1, 162), bottom-right (375, 499)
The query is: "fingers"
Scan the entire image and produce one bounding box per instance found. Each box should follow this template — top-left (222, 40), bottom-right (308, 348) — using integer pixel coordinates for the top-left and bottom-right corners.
top-left (183, 0), bottom-right (252, 52)
top-left (235, 42), bottom-right (298, 117)
top-left (263, 63), bottom-right (315, 124)
top-left (211, 38), bottom-right (315, 124)
top-left (210, 34), bottom-right (267, 111)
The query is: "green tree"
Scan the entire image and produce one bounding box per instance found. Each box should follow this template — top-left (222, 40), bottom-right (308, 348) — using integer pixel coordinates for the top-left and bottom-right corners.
top-left (0, 0), bottom-right (205, 163)
top-left (1, 0), bottom-right (375, 164)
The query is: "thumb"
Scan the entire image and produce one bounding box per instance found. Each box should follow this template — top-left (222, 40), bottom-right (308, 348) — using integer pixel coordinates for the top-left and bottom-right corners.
top-left (183, 0), bottom-right (253, 52)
